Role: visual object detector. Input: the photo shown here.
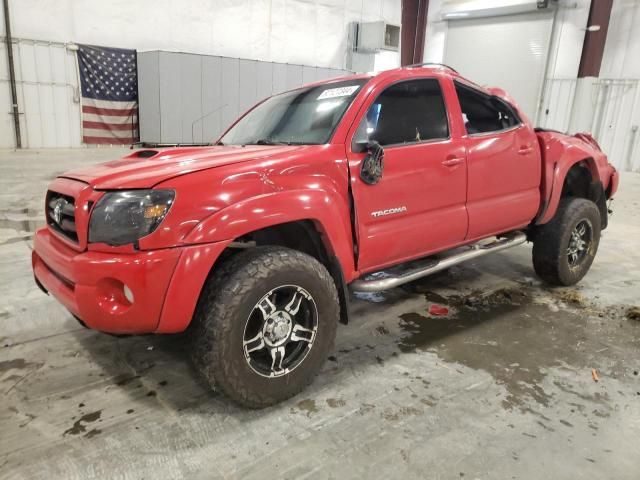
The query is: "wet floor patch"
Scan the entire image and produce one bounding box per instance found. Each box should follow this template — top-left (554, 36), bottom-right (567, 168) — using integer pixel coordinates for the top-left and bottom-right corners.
top-left (63, 410), bottom-right (102, 436)
top-left (114, 374), bottom-right (140, 386)
top-left (398, 288), bottom-right (530, 353)
top-left (0, 358), bottom-right (43, 374)
top-left (396, 286), bottom-right (632, 411)
top-left (0, 207), bottom-right (43, 233)
top-left (0, 208), bottom-right (43, 246)
top-left (295, 399), bottom-right (318, 416)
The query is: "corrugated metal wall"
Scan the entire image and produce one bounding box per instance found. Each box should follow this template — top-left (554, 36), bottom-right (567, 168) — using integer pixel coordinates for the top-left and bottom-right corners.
top-left (590, 79), bottom-right (640, 172)
top-left (537, 76), bottom-right (640, 172)
top-left (0, 38), bottom-right (82, 148)
top-left (137, 51), bottom-right (351, 144)
top-left (537, 78), bottom-right (577, 133)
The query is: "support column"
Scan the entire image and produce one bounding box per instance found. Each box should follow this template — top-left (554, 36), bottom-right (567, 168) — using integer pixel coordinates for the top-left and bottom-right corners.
top-left (2, 0), bottom-right (21, 148)
top-left (401, 0), bottom-right (429, 66)
top-left (569, 0), bottom-right (614, 134)
top-left (578, 0), bottom-right (613, 78)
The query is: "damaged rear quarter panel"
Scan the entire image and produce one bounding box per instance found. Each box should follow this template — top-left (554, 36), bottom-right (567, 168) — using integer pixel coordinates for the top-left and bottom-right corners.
top-left (535, 131), bottom-right (613, 225)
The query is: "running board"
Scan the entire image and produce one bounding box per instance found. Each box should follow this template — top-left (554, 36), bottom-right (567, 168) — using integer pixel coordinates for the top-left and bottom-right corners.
top-left (350, 231), bottom-right (527, 292)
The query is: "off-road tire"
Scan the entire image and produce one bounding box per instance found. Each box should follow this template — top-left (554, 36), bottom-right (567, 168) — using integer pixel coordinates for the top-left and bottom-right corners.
top-left (191, 246), bottom-right (339, 408)
top-left (532, 197), bottom-right (601, 286)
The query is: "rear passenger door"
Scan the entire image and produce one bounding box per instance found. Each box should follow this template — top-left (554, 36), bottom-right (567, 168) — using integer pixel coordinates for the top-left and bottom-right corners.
top-left (454, 81), bottom-right (541, 240)
top-left (348, 78), bottom-right (468, 272)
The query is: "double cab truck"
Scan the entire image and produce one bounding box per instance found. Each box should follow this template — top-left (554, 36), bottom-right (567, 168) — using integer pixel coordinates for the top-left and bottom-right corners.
top-left (33, 64), bottom-right (619, 407)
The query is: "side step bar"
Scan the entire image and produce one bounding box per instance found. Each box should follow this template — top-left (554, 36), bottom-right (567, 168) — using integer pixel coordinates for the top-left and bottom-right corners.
top-left (350, 231), bottom-right (527, 292)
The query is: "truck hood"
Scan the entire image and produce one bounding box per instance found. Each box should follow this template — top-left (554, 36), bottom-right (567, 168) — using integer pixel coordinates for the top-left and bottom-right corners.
top-left (60, 145), bottom-right (308, 190)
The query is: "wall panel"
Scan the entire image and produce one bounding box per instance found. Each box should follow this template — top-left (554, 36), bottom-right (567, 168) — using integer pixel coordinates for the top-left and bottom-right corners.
top-left (302, 65), bottom-right (316, 85)
top-left (238, 60), bottom-right (259, 115)
top-left (137, 51), bottom-right (160, 143)
top-left (138, 51), bottom-right (351, 144)
top-left (591, 79), bottom-right (640, 172)
top-left (272, 63), bottom-right (288, 95)
top-left (285, 64), bottom-right (304, 90)
top-left (201, 55), bottom-right (223, 142)
top-left (0, 38), bottom-right (81, 148)
top-left (179, 54), bottom-right (203, 143)
top-left (158, 52), bottom-right (183, 144)
top-left (537, 78), bottom-right (577, 132)
top-left (255, 61), bottom-right (274, 102)
top-left (220, 57), bottom-right (240, 133)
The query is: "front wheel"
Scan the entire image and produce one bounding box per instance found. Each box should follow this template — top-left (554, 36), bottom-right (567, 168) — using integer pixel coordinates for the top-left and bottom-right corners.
top-left (532, 197), bottom-right (601, 286)
top-left (191, 246), bottom-right (339, 408)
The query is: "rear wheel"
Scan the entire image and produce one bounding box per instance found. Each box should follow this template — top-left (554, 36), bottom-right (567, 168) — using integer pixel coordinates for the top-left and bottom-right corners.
top-left (532, 197), bottom-right (601, 286)
top-left (191, 246), bottom-right (339, 408)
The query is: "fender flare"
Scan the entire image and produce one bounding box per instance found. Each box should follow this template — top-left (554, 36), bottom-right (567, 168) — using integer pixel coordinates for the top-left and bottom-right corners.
top-left (183, 189), bottom-right (357, 281)
top-left (536, 156), bottom-right (599, 225)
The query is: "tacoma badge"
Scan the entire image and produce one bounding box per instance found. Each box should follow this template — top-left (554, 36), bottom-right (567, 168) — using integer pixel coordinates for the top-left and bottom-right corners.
top-left (371, 206), bottom-right (407, 218)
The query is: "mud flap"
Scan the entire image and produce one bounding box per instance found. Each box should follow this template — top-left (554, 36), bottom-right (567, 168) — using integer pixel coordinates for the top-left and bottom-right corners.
top-left (589, 180), bottom-right (608, 230)
top-left (328, 256), bottom-right (350, 325)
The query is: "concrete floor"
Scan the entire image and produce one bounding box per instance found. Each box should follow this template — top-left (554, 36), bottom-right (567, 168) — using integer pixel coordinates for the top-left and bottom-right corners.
top-left (1, 148), bottom-right (639, 480)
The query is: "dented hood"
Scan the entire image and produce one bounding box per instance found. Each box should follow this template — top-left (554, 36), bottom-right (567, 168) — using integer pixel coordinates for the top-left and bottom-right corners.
top-left (60, 145), bottom-right (306, 190)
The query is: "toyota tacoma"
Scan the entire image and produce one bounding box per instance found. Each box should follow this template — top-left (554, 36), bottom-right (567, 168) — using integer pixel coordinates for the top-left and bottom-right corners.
top-left (32, 64), bottom-right (619, 407)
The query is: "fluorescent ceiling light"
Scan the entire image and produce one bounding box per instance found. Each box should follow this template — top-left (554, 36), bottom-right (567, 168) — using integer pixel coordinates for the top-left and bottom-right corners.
top-left (444, 12), bottom-right (470, 18)
top-left (442, 1), bottom-right (547, 20)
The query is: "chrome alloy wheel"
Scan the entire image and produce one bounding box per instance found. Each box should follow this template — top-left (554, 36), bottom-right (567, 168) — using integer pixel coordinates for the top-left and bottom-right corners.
top-left (242, 285), bottom-right (318, 378)
top-left (567, 219), bottom-right (593, 267)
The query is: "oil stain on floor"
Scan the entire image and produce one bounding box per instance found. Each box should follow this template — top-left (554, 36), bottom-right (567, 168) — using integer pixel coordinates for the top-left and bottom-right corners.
top-left (63, 410), bottom-right (102, 437)
top-left (396, 285), bottom-right (639, 412)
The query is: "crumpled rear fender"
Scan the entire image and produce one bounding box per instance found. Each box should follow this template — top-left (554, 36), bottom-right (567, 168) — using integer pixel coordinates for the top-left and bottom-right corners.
top-left (536, 131), bottom-right (614, 225)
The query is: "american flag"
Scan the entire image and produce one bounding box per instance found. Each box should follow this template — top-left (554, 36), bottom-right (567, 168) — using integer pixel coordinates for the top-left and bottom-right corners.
top-left (77, 44), bottom-right (139, 145)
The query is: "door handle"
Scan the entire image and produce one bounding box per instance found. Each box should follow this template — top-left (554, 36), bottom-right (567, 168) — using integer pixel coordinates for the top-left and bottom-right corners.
top-left (518, 146), bottom-right (533, 155)
top-left (442, 157), bottom-right (463, 167)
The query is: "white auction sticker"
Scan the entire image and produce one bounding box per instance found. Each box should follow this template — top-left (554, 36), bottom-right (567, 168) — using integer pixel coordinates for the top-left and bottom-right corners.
top-left (317, 85), bottom-right (360, 100)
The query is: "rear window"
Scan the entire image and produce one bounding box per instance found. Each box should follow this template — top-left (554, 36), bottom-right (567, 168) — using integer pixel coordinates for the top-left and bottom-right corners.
top-left (455, 81), bottom-right (521, 134)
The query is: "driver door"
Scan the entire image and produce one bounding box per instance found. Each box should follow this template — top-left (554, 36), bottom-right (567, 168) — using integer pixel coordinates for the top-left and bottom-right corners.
top-left (347, 77), bottom-right (468, 272)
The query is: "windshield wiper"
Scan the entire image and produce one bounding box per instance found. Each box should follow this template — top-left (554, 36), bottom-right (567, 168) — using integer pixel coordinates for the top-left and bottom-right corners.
top-left (253, 139), bottom-right (289, 145)
top-left (242, 139), bottom-right (313, 146)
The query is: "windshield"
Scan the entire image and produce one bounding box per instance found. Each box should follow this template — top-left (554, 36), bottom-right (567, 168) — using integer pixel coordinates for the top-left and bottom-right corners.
top-left (220, 79), bottom-right (368, 146)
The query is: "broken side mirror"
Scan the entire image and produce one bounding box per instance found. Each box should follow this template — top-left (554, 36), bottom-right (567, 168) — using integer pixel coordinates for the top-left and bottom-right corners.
top-left (358, 141), bottom-right (384, 185)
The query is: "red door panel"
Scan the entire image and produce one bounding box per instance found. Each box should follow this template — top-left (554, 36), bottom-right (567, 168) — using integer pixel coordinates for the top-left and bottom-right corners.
top-left (465, 125), bottom-right (541, 239)
top-left (349, 140), bottom-right (468, 272)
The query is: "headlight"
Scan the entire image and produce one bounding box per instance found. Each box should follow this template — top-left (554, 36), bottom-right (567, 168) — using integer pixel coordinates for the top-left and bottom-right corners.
top-left (89, 190), bottom-right (175, 246)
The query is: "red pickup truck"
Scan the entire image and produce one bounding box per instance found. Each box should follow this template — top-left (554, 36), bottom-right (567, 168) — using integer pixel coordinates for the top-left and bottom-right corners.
top-left (33, 64), bottom-right (619, 407)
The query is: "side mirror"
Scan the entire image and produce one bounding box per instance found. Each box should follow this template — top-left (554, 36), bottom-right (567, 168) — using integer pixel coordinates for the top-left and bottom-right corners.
top-left (359, 141), bottom-right (384, 185)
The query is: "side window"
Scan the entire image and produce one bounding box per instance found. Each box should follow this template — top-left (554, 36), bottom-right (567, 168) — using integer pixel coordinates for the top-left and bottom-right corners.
top-left (354, 79), bottom-right (449, 147)
top-left (455, 81), bottom-right (521, 135)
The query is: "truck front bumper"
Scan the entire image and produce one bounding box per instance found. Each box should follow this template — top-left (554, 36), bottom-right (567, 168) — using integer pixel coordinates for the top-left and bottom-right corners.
top-left (32, 228), bottom-right (230, 334)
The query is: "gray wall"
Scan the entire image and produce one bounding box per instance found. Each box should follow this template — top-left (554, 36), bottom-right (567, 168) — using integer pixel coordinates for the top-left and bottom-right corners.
top-left (137, 51), bottom-right (352, 144)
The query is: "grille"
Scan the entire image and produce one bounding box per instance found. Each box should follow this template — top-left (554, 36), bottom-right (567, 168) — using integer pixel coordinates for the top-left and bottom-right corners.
top-left (46, 191), bottom-right (78, 243)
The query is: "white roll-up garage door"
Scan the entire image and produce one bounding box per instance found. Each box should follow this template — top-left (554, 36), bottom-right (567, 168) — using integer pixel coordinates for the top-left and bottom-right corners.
top-left (444, 10), bottom-right (555, 123)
